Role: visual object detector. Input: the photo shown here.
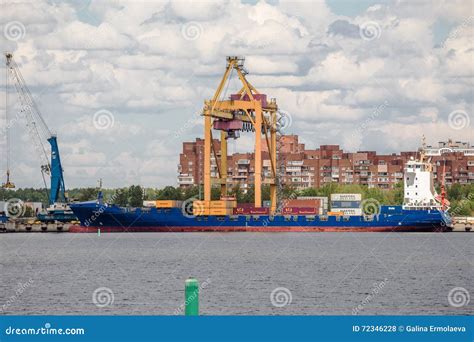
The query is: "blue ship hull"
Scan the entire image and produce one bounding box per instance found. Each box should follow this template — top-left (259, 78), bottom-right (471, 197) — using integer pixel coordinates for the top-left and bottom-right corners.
top-left (69, 202), bottom-right (452, 233)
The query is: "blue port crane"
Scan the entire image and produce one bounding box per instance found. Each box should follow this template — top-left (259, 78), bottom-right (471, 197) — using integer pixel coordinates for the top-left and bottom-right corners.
top-left (3, 53), bottom-right (66, 205)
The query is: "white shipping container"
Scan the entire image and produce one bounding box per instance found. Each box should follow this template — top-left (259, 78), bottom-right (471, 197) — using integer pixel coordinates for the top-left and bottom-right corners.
top-left (331, 208), bottom-right (362, 216)
top-left (143, 201), bottom-right (156, 208)
top-left (330, 193), bottom-right (362, 201)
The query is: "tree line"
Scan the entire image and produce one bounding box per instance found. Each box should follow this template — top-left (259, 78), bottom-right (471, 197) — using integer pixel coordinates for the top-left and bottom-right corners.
top-left (0, 183), bottom-right (472, 215)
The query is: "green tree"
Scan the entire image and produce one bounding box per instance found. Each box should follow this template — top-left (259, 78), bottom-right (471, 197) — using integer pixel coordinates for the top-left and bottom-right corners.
top-left (112, 188), bottom-right (128, 206)
top-left (77, 188), bottom-right (99, 201)
top-left (243, 185), bottom-right (255, 203)
top-left (230, 184), bottom-right (244, 202)
top-left (211, 186), bottom-right (221, 200)
top-left (448, 183), bottom-right (463, 201)
top-left (128, 185), bottom-right (144, 207)
top-left (262, 184), bottom-right (270, 201)
top-left (157, 186), bottom-right (182, 200)
top-left (183, 186), bottom-right (200, 200)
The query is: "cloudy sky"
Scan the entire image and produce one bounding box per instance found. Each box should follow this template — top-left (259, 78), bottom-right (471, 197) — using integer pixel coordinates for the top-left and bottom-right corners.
top-left (0, 0), bottom-right (472, 188)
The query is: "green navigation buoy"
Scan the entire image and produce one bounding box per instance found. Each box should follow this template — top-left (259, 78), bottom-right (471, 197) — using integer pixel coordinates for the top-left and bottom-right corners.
top-left (185, 278), bottom-right (199, 316)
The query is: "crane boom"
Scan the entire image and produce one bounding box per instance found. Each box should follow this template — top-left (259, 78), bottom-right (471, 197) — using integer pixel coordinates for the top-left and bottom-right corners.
top-left (4, 53), bottom-right (66, 204)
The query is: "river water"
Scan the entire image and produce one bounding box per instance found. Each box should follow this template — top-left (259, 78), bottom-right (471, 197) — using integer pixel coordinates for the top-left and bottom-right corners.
top-left (1, 232), bottom-right (472, 315)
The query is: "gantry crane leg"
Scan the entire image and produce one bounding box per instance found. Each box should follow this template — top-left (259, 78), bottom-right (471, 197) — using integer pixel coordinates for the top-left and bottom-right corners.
top-left (220, 131), bottom-right (227, 198)
top-left (270, 111), bottom-right (277, 215)
top-left (254, 102), bottom-right (262, 208)
top-left (204, 115), bottom-right (212, 202)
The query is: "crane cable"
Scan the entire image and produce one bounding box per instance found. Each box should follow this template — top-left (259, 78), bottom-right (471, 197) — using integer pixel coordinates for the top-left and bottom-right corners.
top-left (7, 57), bottom-right (51, 168)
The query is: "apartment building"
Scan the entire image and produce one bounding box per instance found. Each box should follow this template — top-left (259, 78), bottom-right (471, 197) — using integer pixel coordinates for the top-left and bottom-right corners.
top-left (177, 136), bottom-right (474, 190)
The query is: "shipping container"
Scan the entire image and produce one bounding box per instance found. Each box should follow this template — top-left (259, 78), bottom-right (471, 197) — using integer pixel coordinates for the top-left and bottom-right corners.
top-left (330, 200), bottom-right (361, 209)
top-left (209, 200), bottom-right (237, 209)
top-left (282, 207), bottom-right (318, 215)
top-left (193, 206), bottom-right (210, 216)
top-left (330, 208), bottom-right (362, 216)
top-left (330, 193), bottom-right (362, 201)
top-left (209, 208), bottom-right (233, 216)
top-left (193, 200), bottom-right (210, 207)
top-left (297, 196), bottom-right (328, 209)
top-left (235, 203), bottom-right (254, 209)
top-left (155, 200), bottom-right (182, 208)
top-left (143, 201), bottom-right (156, 208)
top-left (233, 207), bottom-right (269, 215)
top-left (283, 199), bottom-right (322, 208)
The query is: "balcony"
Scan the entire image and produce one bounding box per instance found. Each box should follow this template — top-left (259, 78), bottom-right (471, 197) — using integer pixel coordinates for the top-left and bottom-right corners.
top-left (177, 175), bottom-right (194, 185)
top-left (288, 160), bottom-right (304, 166)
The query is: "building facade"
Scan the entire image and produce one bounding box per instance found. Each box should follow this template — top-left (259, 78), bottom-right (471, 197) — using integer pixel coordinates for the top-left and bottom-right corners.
top-left (177, 136), bottom-right (474, 190)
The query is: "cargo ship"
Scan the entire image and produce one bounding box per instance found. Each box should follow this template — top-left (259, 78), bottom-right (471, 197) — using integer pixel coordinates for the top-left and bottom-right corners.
top-left (69, 57), bottom-right (452, 233)
top-left (69, 154), bottom-right (453, 233)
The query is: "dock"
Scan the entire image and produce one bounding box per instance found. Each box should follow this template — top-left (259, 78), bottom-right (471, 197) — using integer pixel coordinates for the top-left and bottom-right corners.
top-left (0, 218), bottom-right (72, 233)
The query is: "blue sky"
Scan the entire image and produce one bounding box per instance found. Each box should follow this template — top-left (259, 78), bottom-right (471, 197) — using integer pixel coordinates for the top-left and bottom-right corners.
top-left (0, 0), bottom-right (472, 188)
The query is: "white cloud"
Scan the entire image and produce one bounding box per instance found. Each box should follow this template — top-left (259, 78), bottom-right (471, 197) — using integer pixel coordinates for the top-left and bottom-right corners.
top-left (0, 0), bottom-right (472, 188)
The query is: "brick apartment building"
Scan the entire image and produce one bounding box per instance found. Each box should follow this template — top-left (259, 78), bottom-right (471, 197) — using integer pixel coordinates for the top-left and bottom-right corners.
top-left (177, 136), bottom-right (474, 191)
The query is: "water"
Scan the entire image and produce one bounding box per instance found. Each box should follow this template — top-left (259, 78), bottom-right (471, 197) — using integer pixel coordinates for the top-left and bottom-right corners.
top-left (1, 233), bottom-right (472, 315)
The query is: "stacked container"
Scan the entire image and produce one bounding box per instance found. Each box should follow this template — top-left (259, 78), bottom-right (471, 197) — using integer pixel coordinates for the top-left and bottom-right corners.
top-left (330, 194), bottom-right (362, 216)
top-left (143, 200), bottom-right (183, 208)
top-left (193, 200), bottom-right (236, 216)
top-left (296, 196), bottom-right (329, 212)
top-left (281, 198), bottom-right (324, 215)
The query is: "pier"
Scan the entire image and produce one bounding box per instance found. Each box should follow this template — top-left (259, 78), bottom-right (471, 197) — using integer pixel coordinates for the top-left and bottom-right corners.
top-left (0, 218), bottom-right (72, 233)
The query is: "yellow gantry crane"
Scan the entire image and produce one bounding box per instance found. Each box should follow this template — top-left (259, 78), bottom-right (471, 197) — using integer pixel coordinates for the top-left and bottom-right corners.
top-left (202, 56), bottom-right (278, 213)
